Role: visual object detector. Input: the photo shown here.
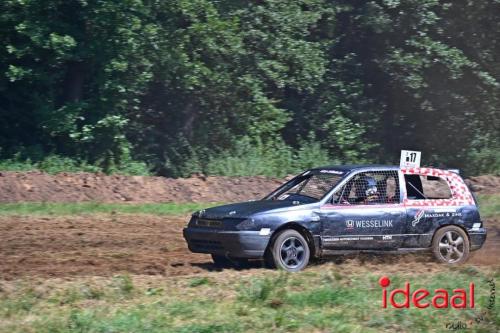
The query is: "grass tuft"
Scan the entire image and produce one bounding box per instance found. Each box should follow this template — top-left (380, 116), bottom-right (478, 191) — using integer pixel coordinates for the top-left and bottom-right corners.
top-left (188, 277), bottom-right (211, 288)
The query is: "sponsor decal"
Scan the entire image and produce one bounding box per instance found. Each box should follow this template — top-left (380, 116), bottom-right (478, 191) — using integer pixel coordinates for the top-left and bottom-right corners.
top-left (412, 210), bottom-right (425, 226)
top-left (411, 210), bottom-right (462, 227)
top-left (327, 236), bottom-right (374, 242)
top-left (345, 219), bottom-right (393, 228)
top-left (319, 169), bottom-right (343, 174)
top-left (382, 235), bottom-right (393, 240)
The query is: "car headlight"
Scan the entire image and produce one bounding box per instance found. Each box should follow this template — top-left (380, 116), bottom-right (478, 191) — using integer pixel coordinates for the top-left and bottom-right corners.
top-left (236, 218), bottom-right (256, 230)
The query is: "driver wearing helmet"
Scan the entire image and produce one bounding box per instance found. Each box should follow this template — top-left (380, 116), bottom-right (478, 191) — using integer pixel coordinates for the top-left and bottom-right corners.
top-left (363, 177), bottom-right (381, 203)
top-left (354, 176), bottom-right (381, 204)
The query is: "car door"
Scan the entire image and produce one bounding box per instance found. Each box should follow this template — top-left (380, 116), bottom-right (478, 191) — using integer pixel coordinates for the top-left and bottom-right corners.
top-left (401, 171), bottom-right (465, 248)
top-left (318, 170), bottom-right (406, 250)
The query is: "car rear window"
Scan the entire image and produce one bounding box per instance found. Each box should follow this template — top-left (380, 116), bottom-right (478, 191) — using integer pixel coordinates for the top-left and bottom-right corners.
top-left (404, 174), bottom-right (452, 199)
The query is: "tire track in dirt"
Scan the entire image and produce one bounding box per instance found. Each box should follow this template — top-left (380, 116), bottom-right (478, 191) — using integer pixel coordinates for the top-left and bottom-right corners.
top-left (0, 215), bottom-right (498, 280)
top-left (0, 215), bottom-right (214, 280)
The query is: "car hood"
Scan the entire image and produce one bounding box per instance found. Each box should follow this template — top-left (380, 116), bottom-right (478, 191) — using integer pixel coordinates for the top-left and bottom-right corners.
top-left (198, 200), bottom-right (301, 219)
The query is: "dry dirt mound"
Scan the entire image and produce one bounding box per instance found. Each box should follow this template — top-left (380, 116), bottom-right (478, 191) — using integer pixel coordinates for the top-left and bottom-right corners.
top-left (0, 171), bottom-right (497, 204)
top-left (0, 214), bottom-right (497, 280)
top-left (465, 175), bottom-right (500, 195)
top-left (0, 171), bottom-right (283, 203)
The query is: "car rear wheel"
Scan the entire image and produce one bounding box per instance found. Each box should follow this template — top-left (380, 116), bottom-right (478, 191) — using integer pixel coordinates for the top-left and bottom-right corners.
top-left (432, 226), bottom-right (470, 264)
top-left (270, 229), bottom-right (310, 272)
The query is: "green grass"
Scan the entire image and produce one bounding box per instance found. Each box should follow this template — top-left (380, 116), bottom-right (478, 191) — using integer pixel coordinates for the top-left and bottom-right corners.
top-left (0, 194), bottom-right (496, 218)
top-left (0, 266), bottom-right (498, 333)
top-left (477, 194), bottom-right (500, 218)
top-left (0, 202), bottom-right (223, 216)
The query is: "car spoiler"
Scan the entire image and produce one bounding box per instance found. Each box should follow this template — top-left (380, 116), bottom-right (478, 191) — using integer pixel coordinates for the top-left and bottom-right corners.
top-left (447, 169), bottom-right (460, 174)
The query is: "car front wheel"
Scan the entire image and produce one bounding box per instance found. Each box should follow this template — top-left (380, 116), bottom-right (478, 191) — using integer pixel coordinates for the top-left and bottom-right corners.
top-left (432, 226), bottom-right (470, 264)
top-left (270, 229), bottom-right (310, 272)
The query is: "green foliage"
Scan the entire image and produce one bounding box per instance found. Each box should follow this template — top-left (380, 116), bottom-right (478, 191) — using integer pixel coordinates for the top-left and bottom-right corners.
top-left (0, 154), bottom-right (100, 173)
top-left (204, 136), bottom-right (335, 177)
top-left (467, 147), bottom-right (500, 176)
top-left (0, 155), bottom-right (35, 172)
top-left (0, 154), bottom-right (149, 175)
top-left (465, 136), bottom-right (500, 176)
top-left (0, 0), bottom-right (499, 176)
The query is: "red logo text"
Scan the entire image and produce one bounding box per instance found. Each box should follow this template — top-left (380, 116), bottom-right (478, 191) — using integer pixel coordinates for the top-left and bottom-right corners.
top-left (379, 276), bottom-right (474, 309)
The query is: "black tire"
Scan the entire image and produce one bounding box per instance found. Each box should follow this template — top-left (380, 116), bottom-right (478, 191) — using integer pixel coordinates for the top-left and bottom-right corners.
top-left (432, 226), bottom-right (470, 264)
top-left (263, 248), bottom-right (275, 269)
top-left (270, 229), bottom-right (310, 272)
top-left (211, 254), bottom-right (248, 268)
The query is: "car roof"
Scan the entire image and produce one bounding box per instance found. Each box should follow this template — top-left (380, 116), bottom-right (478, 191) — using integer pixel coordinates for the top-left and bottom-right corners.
top-left (310, 164), bottom-right (400, 173)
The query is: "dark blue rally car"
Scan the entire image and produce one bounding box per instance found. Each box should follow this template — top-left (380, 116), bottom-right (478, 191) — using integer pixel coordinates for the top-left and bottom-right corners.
top-left (183, 165), bottom-right (487, 272)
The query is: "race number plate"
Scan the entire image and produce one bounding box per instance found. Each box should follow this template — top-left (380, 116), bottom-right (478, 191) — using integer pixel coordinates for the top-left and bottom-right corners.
top-left (400, 150), bottom-right (421, 168)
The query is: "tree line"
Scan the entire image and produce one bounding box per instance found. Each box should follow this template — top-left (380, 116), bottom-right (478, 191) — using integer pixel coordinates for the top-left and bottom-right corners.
top-left (1, 0), bottom-right (498, 177)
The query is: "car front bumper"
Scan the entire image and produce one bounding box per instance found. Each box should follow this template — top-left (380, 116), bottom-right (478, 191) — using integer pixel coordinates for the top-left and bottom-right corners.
top-left (468, 227), bottom-right (487, 251)
top-left (183, 228), bottom-right (271, 258)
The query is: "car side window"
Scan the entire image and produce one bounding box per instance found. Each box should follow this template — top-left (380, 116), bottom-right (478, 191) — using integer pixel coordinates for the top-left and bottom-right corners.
top-left (404, 174), bottom-right (452, 200)
top-left (333, 170), bottom-right (400, 205)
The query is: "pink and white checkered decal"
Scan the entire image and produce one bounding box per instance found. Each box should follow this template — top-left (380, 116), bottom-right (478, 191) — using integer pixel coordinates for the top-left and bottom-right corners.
top-left (401, 167), bottom-right (475, 206)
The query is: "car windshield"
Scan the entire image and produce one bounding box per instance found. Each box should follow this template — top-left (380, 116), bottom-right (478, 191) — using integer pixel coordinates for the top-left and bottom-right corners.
top-left (265, 171), bottom-right (344, 203)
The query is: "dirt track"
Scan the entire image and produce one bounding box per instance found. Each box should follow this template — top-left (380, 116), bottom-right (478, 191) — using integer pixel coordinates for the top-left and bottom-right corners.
top-left (0, 215), bottom-right (206, 279)
top-left (0, 172), bottom-right (498, 280)
top-left (0, 214), bottom-right (498, 280)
